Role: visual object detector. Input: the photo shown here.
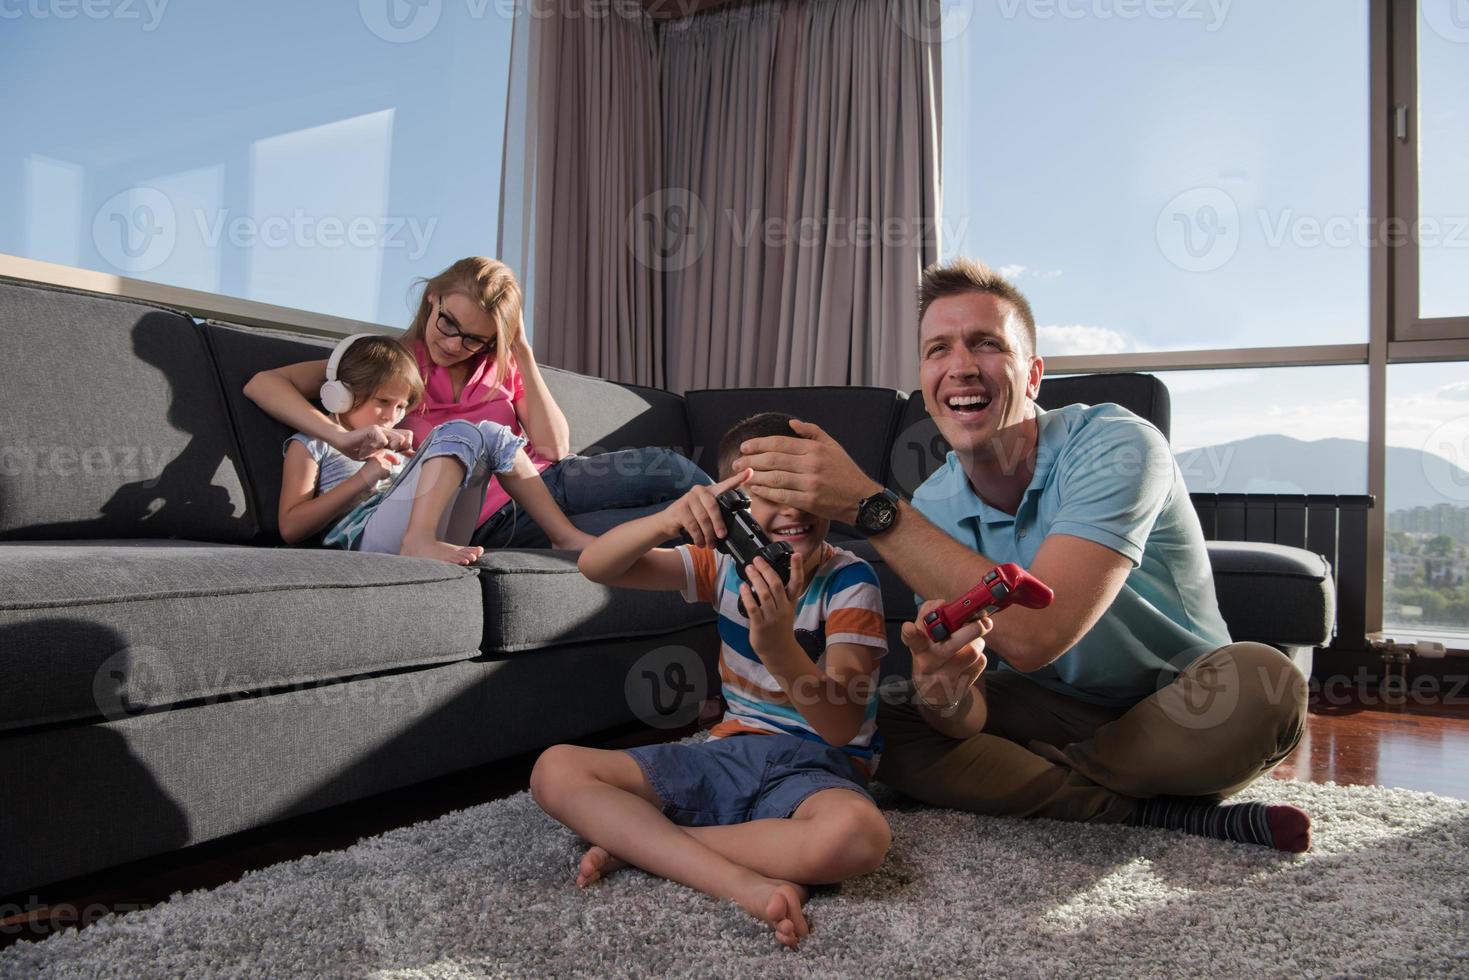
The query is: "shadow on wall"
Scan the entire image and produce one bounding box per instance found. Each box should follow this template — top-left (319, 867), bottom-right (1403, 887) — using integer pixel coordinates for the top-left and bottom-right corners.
top-left (0, 618), bottom-right (189, 900)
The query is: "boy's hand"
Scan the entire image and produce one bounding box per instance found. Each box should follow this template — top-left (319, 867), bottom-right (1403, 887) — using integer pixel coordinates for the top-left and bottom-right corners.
top-left (901, 600), bottom-right (991, 711)
top-left (742, 552), bottom-right (806, 657)
top-left (662, 469), bottom-right (751, 547)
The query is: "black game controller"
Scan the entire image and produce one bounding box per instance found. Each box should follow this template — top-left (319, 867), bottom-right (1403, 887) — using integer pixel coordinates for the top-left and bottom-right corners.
top-left (715, 489), bottom-right (793, 615)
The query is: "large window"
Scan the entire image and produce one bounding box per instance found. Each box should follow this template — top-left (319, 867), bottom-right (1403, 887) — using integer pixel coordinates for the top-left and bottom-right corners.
top-left (2, 3), bottom-right (513, 327)
top-left (941, 0), bottom-right (1371, 352)
top-left (1385, 361), bottom-right (1469, 640)
top-left (1414, 4), bottom-right (1469, 322)
top-left (941, 0), bottom-right (1469, 647)
top-left (1160, 366), bottom-right (1369, 494)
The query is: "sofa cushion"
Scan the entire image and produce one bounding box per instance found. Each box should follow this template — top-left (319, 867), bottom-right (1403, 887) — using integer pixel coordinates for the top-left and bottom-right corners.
top-left (886, 374), bottom-right (1172, 499)
top-left (473, 550), bottom-right (714, 653)
top-left (0, 282), bottom-right (255, 542)
top-left (0, 541), bottom-right (483, 732)
top-left (1207, 541), bottom-right (1335, 648)
top-left (541, 366), bottom-right (694, 459)
top-left (684, 386), bottom-right (904, 486)
top-left (202, 321), bottom-right (338, 542)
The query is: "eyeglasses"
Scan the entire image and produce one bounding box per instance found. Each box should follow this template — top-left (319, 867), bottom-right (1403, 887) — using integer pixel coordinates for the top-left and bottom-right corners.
top-left (435, 301), bottom-right (495, 354)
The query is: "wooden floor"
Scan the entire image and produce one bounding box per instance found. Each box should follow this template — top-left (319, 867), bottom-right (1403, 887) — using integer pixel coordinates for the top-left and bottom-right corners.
top-left (4, 683), bottom-right (1468, 951)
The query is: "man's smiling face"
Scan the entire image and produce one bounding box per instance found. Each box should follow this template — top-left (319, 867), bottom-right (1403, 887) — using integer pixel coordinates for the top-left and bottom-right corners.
top-left (919, 291), bottom-right (1043, 464)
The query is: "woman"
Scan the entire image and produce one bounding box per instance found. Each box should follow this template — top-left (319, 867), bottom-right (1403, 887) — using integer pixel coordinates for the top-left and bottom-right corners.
top-left (244, 256), bottom-right (710, 554)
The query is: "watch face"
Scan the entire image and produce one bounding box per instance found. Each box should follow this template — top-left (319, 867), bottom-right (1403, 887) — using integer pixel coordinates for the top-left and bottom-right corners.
top-left (862, 493), bottom-right (898, 533)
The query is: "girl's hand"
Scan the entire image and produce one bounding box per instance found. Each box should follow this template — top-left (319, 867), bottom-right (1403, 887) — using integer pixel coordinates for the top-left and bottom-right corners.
top-left (742, 552), bottom-right (806, 658)
top-left (662, 469), bottom-right (751, 547)
top-left (338, 425), bottom-right (414, 461)
top-left (357, 449), bottom-right (402, 488)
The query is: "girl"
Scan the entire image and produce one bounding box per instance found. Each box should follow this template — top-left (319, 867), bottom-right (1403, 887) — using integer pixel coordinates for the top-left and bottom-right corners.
top-left (246, 257), bottom-right (710, 553)
top-left (279, 334), bottom-right (591, 563)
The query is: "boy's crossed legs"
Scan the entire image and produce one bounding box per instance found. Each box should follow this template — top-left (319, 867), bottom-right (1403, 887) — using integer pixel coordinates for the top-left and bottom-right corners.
top-left (530, 738), bottom-right (891, 950)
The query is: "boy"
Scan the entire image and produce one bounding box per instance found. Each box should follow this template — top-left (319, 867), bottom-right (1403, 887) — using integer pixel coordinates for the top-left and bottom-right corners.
top-left (531, 414), bottom-right (909, 950)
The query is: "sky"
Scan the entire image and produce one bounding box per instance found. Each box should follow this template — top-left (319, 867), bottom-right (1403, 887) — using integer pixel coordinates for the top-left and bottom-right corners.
top-left (938, 0), bottom-right (1469, 503)
top-left (2, 0), bottom-right (1465, 506)
top-left (1, 1), bottom-right (513, 327)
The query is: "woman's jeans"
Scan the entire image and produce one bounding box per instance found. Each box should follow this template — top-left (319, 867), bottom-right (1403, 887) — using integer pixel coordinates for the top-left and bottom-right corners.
top-left (471, 447), bottom-right (712, 549)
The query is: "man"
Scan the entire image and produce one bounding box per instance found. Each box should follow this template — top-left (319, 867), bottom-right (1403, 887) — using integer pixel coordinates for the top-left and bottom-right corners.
top-left (732, 258), bottom-right (1310, 851)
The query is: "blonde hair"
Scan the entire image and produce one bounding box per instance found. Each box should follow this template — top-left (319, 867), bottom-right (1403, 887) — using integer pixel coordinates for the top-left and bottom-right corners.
top-left (404, 257), bottom-right (524, 390)
top-left (335, 336), bottom-right (425, 414)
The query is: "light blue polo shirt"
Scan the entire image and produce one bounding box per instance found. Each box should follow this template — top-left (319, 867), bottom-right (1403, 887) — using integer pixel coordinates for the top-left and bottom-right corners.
top-left (912, 403), bottom-right (1231, 707)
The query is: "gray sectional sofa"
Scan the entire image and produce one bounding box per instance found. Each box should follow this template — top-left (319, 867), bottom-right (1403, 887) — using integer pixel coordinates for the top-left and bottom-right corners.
top-left (0, 278), bottom-right (1335, 897)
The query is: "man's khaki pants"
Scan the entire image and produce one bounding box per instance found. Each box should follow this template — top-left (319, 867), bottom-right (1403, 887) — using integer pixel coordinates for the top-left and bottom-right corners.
top-left (875, 642), bottom-right (1309, 823)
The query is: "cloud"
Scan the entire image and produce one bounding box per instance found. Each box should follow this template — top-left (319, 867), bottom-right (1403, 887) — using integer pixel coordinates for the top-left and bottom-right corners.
top-left (995, 264), bottom-right (1063, 281)
top-left (1436, 381), bottom-right (1469, 402)
top-left (1036, 324), bottom-right (1132, 357)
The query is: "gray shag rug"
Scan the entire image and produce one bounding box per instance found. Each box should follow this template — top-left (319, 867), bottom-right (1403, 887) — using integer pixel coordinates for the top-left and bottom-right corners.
top-left (4, 778), bottom-right (1467, 979)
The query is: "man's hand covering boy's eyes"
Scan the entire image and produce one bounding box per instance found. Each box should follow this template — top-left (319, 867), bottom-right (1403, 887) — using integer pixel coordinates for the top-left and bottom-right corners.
top-left (732, 419), bottom-right (882, 525)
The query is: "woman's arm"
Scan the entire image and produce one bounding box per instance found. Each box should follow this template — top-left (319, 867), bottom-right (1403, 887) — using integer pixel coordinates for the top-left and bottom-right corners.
top-left (510, 338), bottom-right (571, 461)
top-left (277, 441), bottom-right (386, 544)
top-left (244, 359), bottom-right (414, 459)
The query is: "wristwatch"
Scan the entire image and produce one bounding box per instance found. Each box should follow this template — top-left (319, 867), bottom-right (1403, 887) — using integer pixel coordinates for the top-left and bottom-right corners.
top-left (854, 488), bottom-right (901, 537)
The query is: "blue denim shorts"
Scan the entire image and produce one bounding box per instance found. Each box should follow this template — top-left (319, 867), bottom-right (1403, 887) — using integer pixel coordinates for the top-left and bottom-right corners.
top-left (625, 734), bottom-right (873, 827)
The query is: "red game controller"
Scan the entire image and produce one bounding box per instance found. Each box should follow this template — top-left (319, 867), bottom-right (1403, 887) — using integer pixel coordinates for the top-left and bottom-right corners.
top-left (923, 563), bottom-right (1054, 642)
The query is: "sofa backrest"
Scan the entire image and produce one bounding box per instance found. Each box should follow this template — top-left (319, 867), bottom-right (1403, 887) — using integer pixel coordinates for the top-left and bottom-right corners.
top-left (541, 366), bottom-right (693, 459)
top-left (202, 321), bottom-right (337, 543)
top-left (0, 280), bottom-right (256, 543)
top-left (886, 373), bottom-right (1173, 499)
top-left (683, 386), bottom-right (905, 483)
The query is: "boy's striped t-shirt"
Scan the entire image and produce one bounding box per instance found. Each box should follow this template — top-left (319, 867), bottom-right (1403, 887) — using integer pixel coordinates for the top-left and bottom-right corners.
top-left (677, 542), bottom-right (888, 768)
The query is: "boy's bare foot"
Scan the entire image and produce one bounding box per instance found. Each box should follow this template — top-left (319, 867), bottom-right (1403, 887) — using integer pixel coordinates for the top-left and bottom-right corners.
top-left (399, 531), bottom-right (484, 565)
top-left (575, 845), bottom-right (627, 887)
top-left (735, 879), bottom-right (810, 950)
top-left (551, 530), bottom-right (597, 552)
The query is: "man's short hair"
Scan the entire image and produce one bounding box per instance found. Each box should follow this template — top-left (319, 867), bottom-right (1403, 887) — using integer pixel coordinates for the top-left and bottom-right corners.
top-left (717, 412), bottom-right (801, 480)
top-left (917, 259), bottom-right (1037, 358)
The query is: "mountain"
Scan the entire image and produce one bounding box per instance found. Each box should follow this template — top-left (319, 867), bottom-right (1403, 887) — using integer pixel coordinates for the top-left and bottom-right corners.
top-left (1173, 435), bottom-right (1469, 513)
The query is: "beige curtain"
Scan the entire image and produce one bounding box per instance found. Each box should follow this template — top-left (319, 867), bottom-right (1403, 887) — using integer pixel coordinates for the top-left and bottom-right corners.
top-left (499, 0), bottom-right (666, 387)
top-left (501, 0), bottom-right (942, 392)
top-left (661, 0), bottom-right (942, 392)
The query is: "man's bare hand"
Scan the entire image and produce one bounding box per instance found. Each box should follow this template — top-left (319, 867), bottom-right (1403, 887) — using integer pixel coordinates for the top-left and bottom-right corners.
top-left (901, 600), bottom-right (991, 711)
top-left (732, 419), bottom-right (881, 523)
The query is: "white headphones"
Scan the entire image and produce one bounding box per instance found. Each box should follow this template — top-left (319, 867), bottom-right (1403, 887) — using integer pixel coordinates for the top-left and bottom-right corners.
top-left (319, 333), bottom-right (377, 415)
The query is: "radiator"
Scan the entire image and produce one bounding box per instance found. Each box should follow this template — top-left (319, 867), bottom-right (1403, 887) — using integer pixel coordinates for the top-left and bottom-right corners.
top-left (1191, 493), bottom-right (1374, 651)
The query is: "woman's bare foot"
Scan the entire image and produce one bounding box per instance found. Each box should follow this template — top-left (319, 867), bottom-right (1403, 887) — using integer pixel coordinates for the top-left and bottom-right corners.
top-left (575, 845), bottom-right (627, 887)
top-left (551, 529), bottom-right (597, 552)
top-left (735, 879), bottom-right (810, 950)
top-left (399, 531), bottom-right (484, 565)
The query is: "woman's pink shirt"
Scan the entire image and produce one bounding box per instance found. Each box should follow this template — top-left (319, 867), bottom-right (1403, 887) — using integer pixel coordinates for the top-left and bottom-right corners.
top-left (400, 342), bottom-right (556, 527)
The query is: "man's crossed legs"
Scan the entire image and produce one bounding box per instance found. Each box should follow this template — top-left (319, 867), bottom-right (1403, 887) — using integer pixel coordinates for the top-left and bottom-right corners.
top-left (877, 641), bottom-right (1311, 850)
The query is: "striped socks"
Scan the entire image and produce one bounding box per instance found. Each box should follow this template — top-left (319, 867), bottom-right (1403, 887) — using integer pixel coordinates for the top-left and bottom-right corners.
top-left (1129, 797), bottom-right (1312, 853)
